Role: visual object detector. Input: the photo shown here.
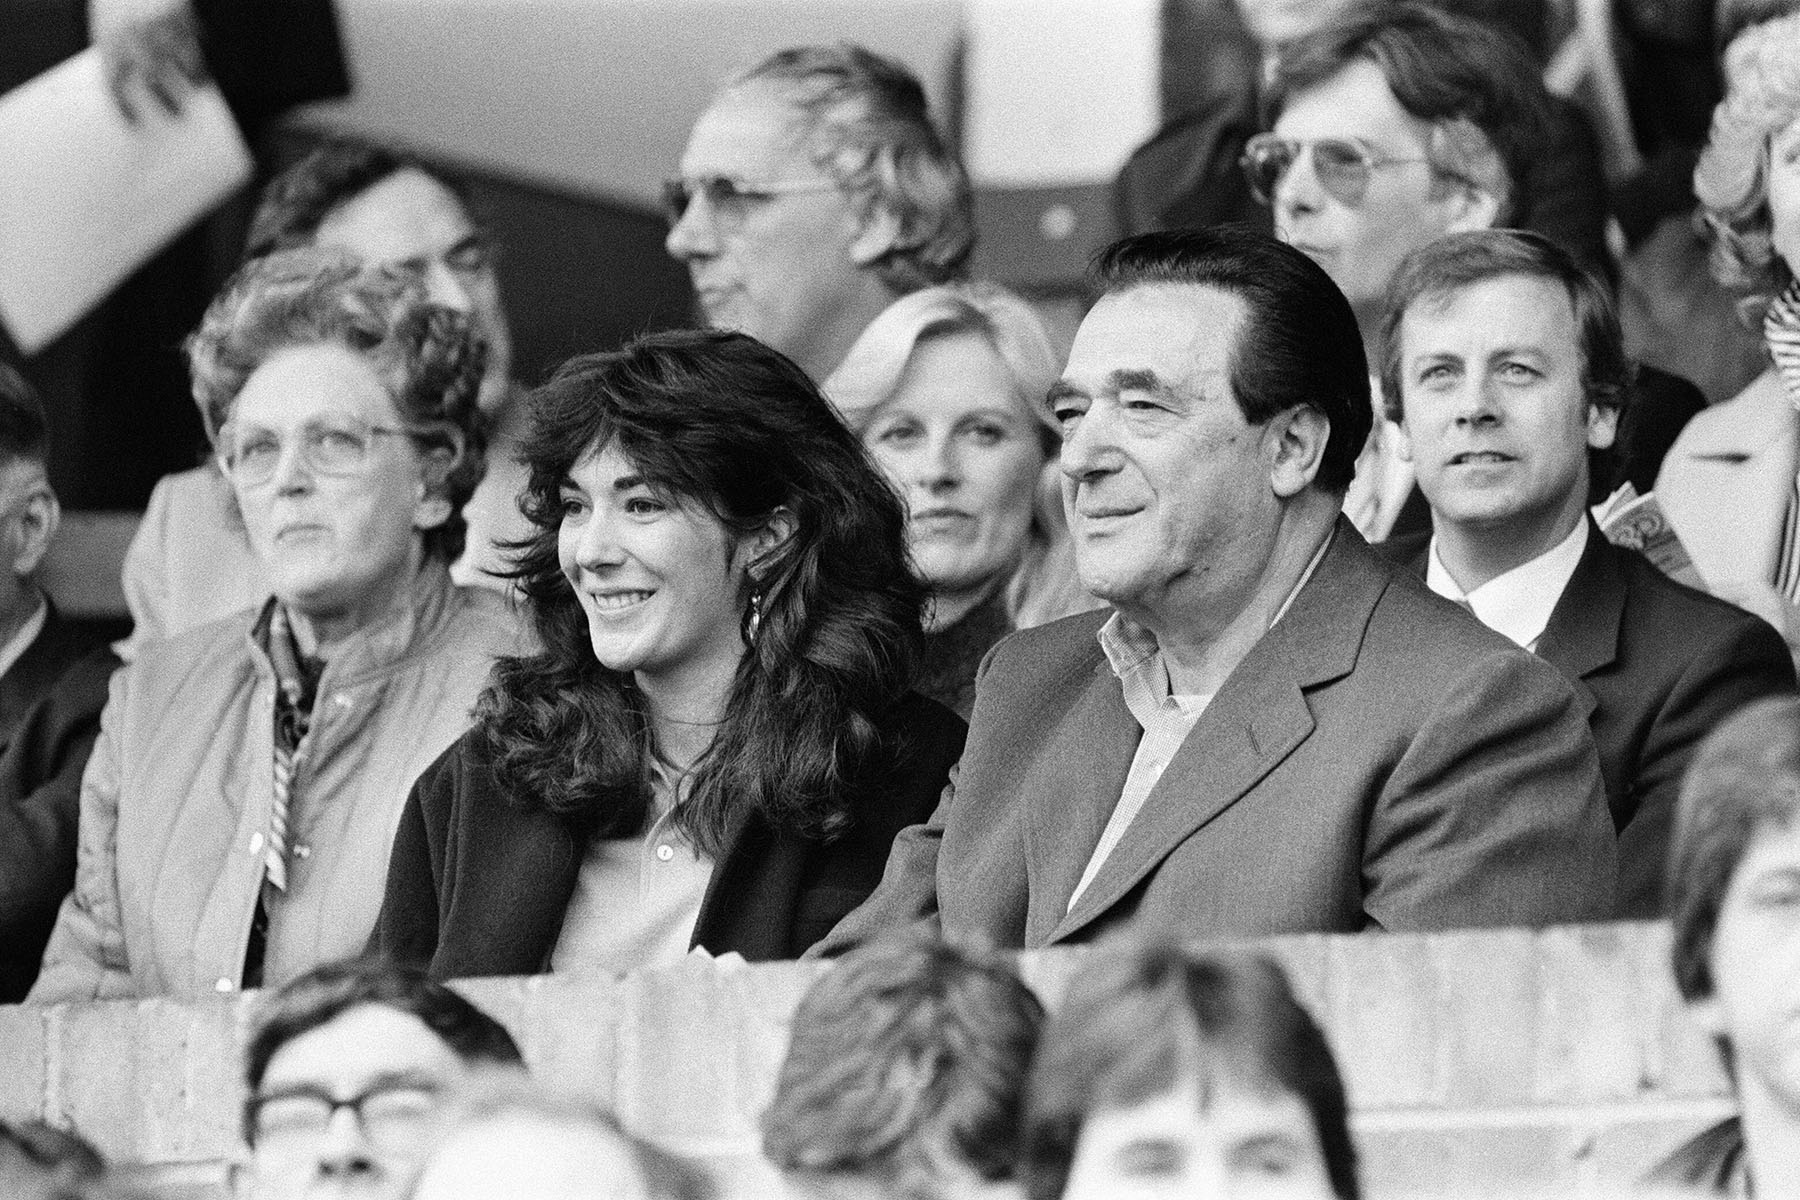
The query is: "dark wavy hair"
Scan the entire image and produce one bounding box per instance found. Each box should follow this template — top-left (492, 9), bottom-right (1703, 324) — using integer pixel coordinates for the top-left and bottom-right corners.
top-left (476, 329), bottom-right (925, 855)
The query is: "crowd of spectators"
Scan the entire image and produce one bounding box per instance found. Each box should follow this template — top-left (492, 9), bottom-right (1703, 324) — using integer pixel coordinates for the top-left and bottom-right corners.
top-left (4, 0), bottom-right (1800, 1195)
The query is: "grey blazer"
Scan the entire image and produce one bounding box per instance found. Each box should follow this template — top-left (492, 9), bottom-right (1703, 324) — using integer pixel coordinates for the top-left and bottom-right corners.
top-left (819, 520), bottom-right (1618, 951)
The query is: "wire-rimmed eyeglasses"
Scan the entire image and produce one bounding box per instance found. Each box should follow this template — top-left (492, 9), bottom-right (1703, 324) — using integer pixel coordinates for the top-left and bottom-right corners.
top-left (1240, 133), bottom-right (1433, 207)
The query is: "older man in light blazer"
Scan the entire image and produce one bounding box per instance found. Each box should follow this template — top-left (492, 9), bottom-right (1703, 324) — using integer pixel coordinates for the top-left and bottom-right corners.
top-left (818, 228), bottom-right (1617, 953)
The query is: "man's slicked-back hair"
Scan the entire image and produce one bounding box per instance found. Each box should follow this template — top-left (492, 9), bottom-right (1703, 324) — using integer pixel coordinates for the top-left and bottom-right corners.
top-left (1265, 0), bottom-right (1555, 225)
top-left (243, 957), bottom-right (522, 1141)
top-left (244, 140), bottom-right (476, 265)
top-left (1021, 943), bottom-right (1358, 1200)
top-left (733, 43), bottom-right (975, 292)
top-left (1668, 697), bottom-right (1800, 1004)
top-left (1378, 229), bottom-right (1633, 424)
top-left (762, 931), bottom-right (1045, 1192)
top-left (1092, 226), bottom-right (1370, 493)
top-left (0, 363), bottom-right (50, 468)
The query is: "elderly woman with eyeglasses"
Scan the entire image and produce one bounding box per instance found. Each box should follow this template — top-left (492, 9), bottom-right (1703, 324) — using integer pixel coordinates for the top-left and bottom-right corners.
top-left (29, 248), bottom-right (518, 1003)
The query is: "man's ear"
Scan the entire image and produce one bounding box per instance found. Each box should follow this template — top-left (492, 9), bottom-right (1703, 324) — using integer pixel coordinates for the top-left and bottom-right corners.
top-left (12, 483), bottom-right (58, 577)
top-left (848, 201), bottom-right (903, 269)
top-left (1268, 405), bottom-right (1332, 498)
top-left (1443, 182), bottom-right (1503, 235)
top-left (1586, 402), bottom-right (1620, 451)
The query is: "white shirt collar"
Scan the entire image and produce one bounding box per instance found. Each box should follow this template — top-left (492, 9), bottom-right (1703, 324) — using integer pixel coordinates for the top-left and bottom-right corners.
top-left (1426, 521), bottom-right (1589, 652)
top-left (0, 594), bottom-right (48, 682)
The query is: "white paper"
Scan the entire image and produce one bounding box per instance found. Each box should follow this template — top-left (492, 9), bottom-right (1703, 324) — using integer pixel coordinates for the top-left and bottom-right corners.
top-left (962, 0), bottom-right (1161, 188)
top-left (0, 48), bottom-right (251, 355)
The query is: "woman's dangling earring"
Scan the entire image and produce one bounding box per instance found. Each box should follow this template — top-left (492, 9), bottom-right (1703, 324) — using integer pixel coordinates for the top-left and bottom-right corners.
top-left (747, 591), bottom-right (765, 643)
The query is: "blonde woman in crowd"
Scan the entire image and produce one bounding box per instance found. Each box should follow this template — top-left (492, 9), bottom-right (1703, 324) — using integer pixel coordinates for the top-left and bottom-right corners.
top-left (1658, 12), bottom-right (1800, 667)
top-left (30, 249), bottom-right (514, 1002)
top-left (829, 283), bottom-right (1088, 717)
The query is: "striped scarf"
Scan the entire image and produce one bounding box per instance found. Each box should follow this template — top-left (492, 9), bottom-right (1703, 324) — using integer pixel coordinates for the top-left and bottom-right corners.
top-left (263, 604), bottom-right (321, 892)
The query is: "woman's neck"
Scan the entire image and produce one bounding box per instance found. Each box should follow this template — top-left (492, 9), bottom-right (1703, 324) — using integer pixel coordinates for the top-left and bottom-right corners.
top-left (635, 644), bottom-right (745, 773)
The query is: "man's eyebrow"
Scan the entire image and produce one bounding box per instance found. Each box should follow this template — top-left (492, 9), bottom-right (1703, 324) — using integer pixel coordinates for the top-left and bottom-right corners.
top-left (1045, 380), bottom-right (1084, 407)
top-left (360, 1069), bottom-right (443, 1092)
top-left (1108, 368), bottom-right (1172, 396)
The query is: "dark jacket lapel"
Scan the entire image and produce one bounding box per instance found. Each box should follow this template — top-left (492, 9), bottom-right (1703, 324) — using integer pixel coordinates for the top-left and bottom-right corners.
top-left (1525, 522), bottom-right (1620, 721)
top-left (689, 800), bottom-right (787, 958)
top-left (1045, 522), bottom-right (1385, 943)
top-left (0, 600), bottom-right (79, 754)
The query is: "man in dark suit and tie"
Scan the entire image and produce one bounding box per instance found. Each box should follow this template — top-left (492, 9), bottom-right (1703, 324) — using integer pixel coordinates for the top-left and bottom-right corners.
top-left (819, 226), bottom-right (1617, 954)
top-left (1376, 229), bottom-right (1796, 918)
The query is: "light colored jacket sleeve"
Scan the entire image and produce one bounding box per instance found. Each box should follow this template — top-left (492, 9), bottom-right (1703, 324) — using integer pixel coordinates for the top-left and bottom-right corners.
top-left (117, 476), bottom-right (177, 663)
top-left (27, 668), bottom-right (135, 1003)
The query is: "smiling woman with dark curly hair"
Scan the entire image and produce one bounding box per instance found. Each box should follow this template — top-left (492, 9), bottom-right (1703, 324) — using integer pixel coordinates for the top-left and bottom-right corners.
top-left (375, 328), bottom-right (966, 975)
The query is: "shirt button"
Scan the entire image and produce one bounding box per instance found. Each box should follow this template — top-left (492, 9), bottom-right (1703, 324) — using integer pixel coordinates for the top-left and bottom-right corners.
top-left (248, 832), bottom-right (265, 855)
top-left (215, 978), bottom-right (234, 993)
top-left (293, 844), bottom-right (311, 860)
top-left (655, 844), bottom-right (674, 862)
top-left (333, 693), bottom-right (352, 709)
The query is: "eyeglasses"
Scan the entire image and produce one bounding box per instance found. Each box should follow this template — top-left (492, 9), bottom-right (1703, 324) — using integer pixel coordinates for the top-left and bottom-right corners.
top-left (1240, 133), bottom-right (1432, 207)
top-left (661, 174), bottom-right (839, 228)
top-left (248, 1081), bottom-right (442, 1153)
top-left (218, 415), bottom-right (422, 489)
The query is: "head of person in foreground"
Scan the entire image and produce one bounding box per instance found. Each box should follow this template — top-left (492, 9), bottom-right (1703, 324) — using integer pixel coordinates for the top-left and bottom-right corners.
top-left (239, 957), bottom-right (522, 1200)
top-left (762, 932), bottom-right (1045, 1199)
top-left (1020, 943), bottom-right (1358, 1200)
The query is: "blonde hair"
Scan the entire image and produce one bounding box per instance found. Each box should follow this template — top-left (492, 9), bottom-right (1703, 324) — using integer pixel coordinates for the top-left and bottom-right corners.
top-left (1694, 12), bottom-right (1800, 298)
top-left (828, 282), bottom-right (1091, 628)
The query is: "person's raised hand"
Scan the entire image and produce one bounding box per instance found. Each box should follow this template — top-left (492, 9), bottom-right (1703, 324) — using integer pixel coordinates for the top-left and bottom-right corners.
top-left (89, 0), bottom-right (208, 124)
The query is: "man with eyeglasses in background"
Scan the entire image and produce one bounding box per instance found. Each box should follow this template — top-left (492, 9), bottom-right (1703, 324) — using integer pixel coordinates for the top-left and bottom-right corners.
top-left (663, 44), bottom-right (975, 398)
top-left (1246, 0), bottom-right (1706, 544)
top-left (239, 957), bottom-right (522, 1200)
top-left (119, 142), bottom-right (530, 659)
